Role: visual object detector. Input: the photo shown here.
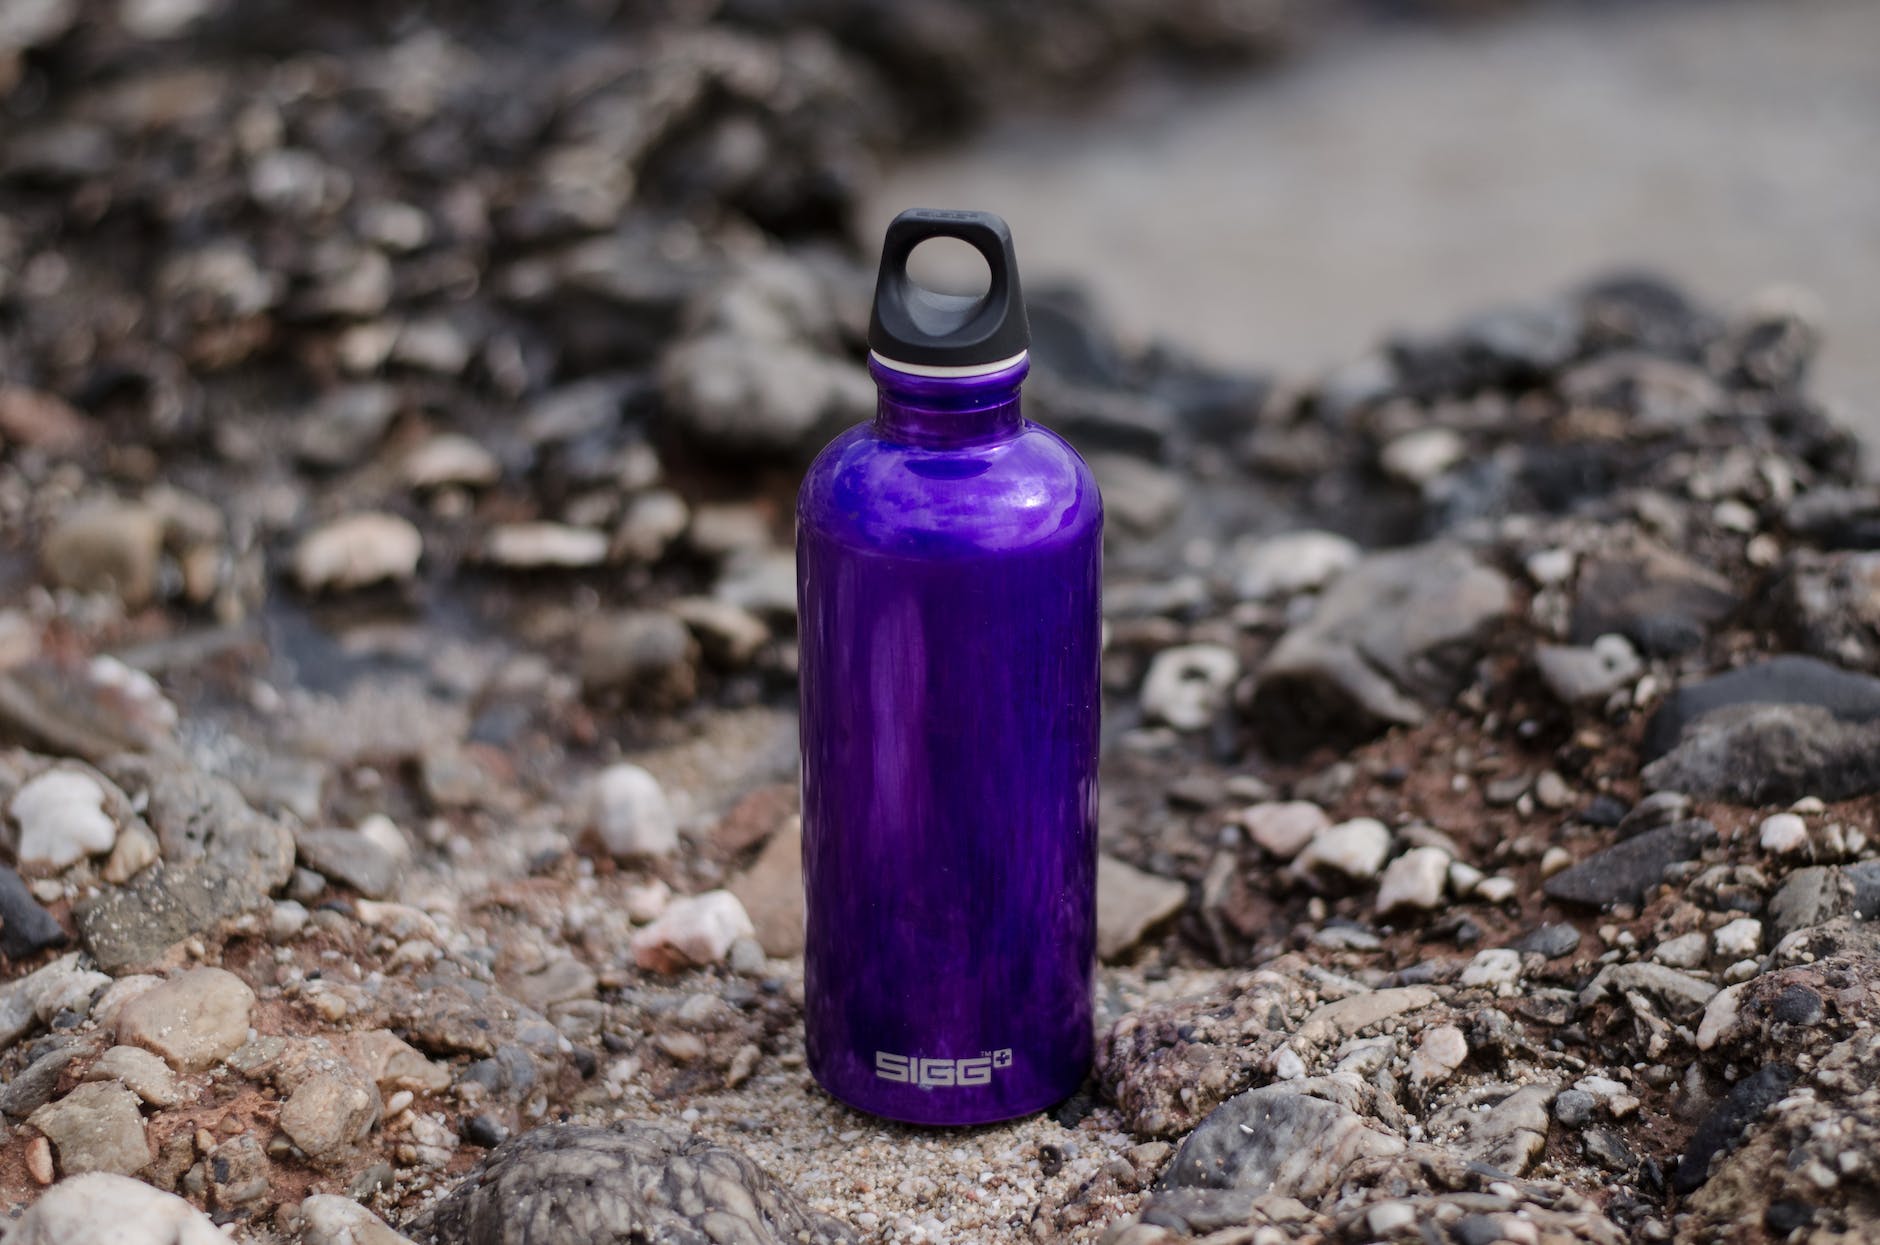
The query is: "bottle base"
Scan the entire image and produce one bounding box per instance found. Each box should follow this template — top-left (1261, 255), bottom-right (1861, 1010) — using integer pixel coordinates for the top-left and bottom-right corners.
top-left (811, 1074), bottom-right (1084, 1128)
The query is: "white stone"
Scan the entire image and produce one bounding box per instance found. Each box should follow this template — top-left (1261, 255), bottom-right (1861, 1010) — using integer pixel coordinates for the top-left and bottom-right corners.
top-left (484, 522), bottom-right (608, 569)
top-left (294, 513), bottom-right (422, 592)
top-left (1524, 547), bottom-right (1576, 586)
top-left (1140, 644), bottom-right (1240, 732)
top-left (1296, 818), bottom-right (1391, 881)
top-left (1271, 1046), bottom-right (1306, 1081)
top-left (1475, 876), bottom-right (1519, 904)
top-left (1366, 1201), bottom-right (1418, 1236)
top-left (1460, 948), bottom-right (1523, 991)
top-left (1759, 812), bottom-right (1810, 856)
top-left (298, 1194), bottom-right (417, 1245)
top-left (1408, 1024), bottom-right (1469, 1086)
top-left (587, 764), bottom-right (678, 860)
top-left (10, 769), bottom-right (118, 870)
top-left (1653, 932), bottom-right (1708, 969)
top-left (1380, 427), bottom-right (1465, 485)
top-left (630, 891), bottom-right (755, 973)
top-left (624, 880), bottom-right (671, 924)
top-left (402, 434), bottom-right (500, 489)
top-left (1376, 847), bottom-right (1450, 914)
top-left (1696, 981), bottom-right (1749, 1050)
top-left (1448, 860), bottom-right (1486, 895)
top-left (1714, 917), bottom-right (1763, 960)
top-left (1227, 530), bottom-right (1359, 601)
top-left (1, 1171), bottom-right (232, 1244)
top-left (1240, 801), bottom-right (1331, 861)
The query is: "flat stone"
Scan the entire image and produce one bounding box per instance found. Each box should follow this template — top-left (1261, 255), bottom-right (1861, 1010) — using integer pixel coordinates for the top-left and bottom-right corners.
top-left (293, 513), bottom-right (422, 592)
top-left (1542, 819), bottom-right (1717, 907)
top-left (1294, 986), bottom-right (1437, 1049)
top-left (1513, 923), bottom-right (1582, 959)
top-left (1767, 866), bottom-right (1851, 940)
top-left (87, 1045), bottom-right (182, 1107)
top-left (1251, 542), bottom-right (1511, 743)
top-left (483, 522), bottom-right (608, 569)
top-left (1240, 801), bottom-right (1330, 861)
top-left (1161, 1081), bottom-right (1405, 1198)
top-left (404, 1123), bottom-right (859, 1245)
top-left (297, 824), bottom-right (407, 899)
top-left (1776, 550), bottom-right (1880, 673)
top-left (1095, 856), bottom-right (1187, 961)
top-left (28, 1081), bottom-right (151, 1176)
top-left (403, 434), bottom-right (500, 490)
top-left (1672, 1063), bottom-right (1795, 1194)
top-left (115, 967), bottom-right (256, 1072)
top-left (725, 818), bottom-right (804, 958)
top-left (1642, 654), bottom-right (1880, 761)
top-left (1580, 961), bottom-right (1719, 1019)
top-left (1460, 948), bottom-right (1523, 990)
top-left (0, 1172), bottom-right (230, 1245)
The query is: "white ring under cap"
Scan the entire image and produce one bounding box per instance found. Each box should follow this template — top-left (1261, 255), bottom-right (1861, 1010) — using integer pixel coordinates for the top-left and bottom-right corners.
top-left (869, 349), bottom-right (1029, 378)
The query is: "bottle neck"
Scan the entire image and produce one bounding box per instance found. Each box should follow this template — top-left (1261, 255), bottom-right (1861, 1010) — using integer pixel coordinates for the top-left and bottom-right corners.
top-left (870, 353), bottom-right (1028, 448)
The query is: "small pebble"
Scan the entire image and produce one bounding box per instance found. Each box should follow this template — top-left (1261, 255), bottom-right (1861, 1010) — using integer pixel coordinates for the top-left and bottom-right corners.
top-left (1759, 812), bottom-right (1809, 856)
top-left (1296, 818), bottom-right (1391, 881)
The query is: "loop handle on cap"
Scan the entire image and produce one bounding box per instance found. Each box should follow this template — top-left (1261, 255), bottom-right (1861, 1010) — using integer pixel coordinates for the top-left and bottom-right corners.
top-left (867, 208), bottom-right (1029, 370)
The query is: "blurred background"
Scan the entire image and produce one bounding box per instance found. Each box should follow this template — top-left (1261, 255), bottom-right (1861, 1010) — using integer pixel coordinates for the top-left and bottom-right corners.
top-left (867, 0), bottom-right (1880, 429)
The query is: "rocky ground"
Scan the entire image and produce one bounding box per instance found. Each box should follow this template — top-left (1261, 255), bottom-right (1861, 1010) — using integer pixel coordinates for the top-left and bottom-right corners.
top-left (3, 2), bottom-right (1879, 1244)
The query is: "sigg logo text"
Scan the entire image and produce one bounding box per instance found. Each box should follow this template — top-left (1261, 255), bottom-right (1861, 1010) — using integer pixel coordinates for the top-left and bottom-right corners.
top-left (876, 1049), bottom-right (1013, 1087)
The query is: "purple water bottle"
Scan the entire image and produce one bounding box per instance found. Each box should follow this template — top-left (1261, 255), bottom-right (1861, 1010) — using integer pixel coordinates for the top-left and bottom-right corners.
top-left (797, 209), bottom-right (1103, 1125)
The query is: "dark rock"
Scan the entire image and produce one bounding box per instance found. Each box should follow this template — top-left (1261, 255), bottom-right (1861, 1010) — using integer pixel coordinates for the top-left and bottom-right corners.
top-left (401, 1123), bottom-right (858, 1245)
top-left (1552, 1089), bottom-right (1595, 1128)
top-left (1581, 1126), bottom-right (1634, 1172)
top-left (1764, 1200), bottom-right (1816, 1235)
top-left (1642, 703), bottom-right (1880, 804)
top-left (0, 866), bottom-right (67, 959)
top-left (1785, 486), bottom-right (1880, 550)
top-left (1450, 1216), bottom-right (1504, 1245)
top-left (463, 1114), bottom-right (509, 1149)
top-left (1136, 1188), bottom-right (1264, 1235)
top-left (1542, 820), bottom-right (1716, 908)
top-left (1513, 923), bottom-right (1581, 960)
top-left (1641, 655), bottom-right (1880, 762)
top-left (1249, 542), bottom-right (1510, 747)
top-left (1770, 984), bottom-right (1825, 1027)
top-left (1570, 544), bottom-right (1737, 658)
top-left (1616, 790), bottom-right (1691, 839)
top-left (1672, 1063), bottom-right (1795, 1195)
top-left (1577, 795), bottom-right (1628, 827)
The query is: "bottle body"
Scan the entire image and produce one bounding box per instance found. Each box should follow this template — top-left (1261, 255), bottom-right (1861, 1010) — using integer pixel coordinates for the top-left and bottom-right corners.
top-left (797, 357), bottom-right (1102, 1125)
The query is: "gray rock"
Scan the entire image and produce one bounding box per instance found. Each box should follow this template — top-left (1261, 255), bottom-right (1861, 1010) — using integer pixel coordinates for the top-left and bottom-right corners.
top-left (1534, 635), bottom-right (1641, 706)
top-left (1580, 962), bottom-right (1718, 1020)
top-left (402, 1123), bottom-right (858, 1245)
top-left (1541, 819), bottom-right (1717, 908)
top-left (4, 1045), bottom-right (80, 1118)
top-left (1451, 1082), bottom-right (1555, 1175)
top-left (78, 759), bottom-right (295, 970)
top-left (1768, 866), bottom-right (1852, 940)
top-left (1161, 1081), bottom-right (1404, 1198)
top-left (280, 1067), bottom-right (381, 1164)
top-left (0, 864), bottom-right (67, 957)
top-left (1096, 856), bottom-right (1187, 961)
top-left (1641, 654), bottom-right (1880, 761)
top-left (88, 1044), bottom-right (182, 1107)
top-left (1089, 454), bottom-right (1183, 534)
top-left (1250, 543), bottom-right (1510, 743)
top-left (1642, 702), bottom-right (1880, 804)
top-left (1571, 542), bottom-right (1737, 657)
top-left (114, 967), bottom-right (256, 1072)
top-left (294, 384), bottom-right (399, 468)
top-left (1554, 1089), bottom-right (1596, 1127)
top-left (577, 611), bottom-right (698, 704)
top-left (660, 333), bottom-right (870, 456)
top-left (1513, 923), bottom-right (1582, 959)
top-left (28, 1081), bottom-right (152, 1176)
top-left (670, 597), bottom-right (769, 668)
top-left (297, 825), bottom-right (407, 899)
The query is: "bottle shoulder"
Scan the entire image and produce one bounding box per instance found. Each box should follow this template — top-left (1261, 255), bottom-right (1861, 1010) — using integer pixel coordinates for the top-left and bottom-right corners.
top-left (797, 420), bottom-right (1103, 557)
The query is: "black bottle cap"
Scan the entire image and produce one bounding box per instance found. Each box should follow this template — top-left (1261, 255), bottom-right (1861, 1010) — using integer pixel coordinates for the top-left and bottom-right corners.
top-left (868, 208), bottom-right (1029, 368)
